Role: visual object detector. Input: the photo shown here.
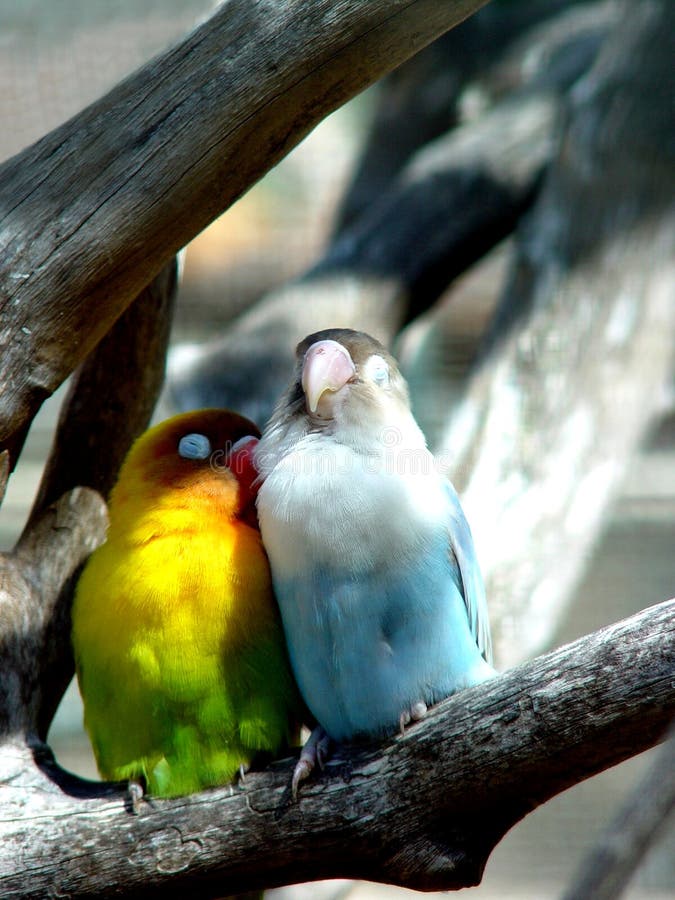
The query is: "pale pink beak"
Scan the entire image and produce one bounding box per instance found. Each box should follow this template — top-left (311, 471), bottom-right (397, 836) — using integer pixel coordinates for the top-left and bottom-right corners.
top-left (301, 340), bottom-right (356, 414)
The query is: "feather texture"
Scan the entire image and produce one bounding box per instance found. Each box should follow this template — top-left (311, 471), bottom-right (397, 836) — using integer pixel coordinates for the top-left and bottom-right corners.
top-left (256, 329), bottom-right (495, 743)
top-left (72, 410), bottom-right (300, 797)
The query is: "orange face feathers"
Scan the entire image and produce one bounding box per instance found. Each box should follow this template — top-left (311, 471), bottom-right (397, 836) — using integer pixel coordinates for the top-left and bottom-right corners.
top-left (111, 409), bottom-right (261, 524)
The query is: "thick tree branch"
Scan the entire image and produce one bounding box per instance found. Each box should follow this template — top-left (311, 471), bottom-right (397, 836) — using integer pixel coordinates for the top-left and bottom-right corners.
top-left (29, 258), bottom-right (179, 519)
top-left (0, 0), bottom-right (489, 460)
top-left (332, 0), bottom-right (612, 232)
top-left (169, 90), bottom-right (557, 424)
top-left (0, 261), bottom-right (179, 741)
top-left (437, 0), bottom-right (675, 665)
top-left (0, 488), bottom-right (107, 739)
top-left (563, 725), bottom-right (675, 900)
top-left (1, 598), bottom-right (672, 899)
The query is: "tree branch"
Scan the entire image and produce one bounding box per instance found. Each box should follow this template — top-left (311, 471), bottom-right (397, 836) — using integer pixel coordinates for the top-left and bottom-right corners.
top-left (437, 0), bottom-right (675, 665)
top-left (332, 0), bottom-right (609, 232)
top-left (1, 598), bottom-right (672, 899)
top-left (0, 260), bottom-right (179, 741)
top-left (0, 488), bottom-right (107, 738)
top-left (562, 725), bottom-right (675, 900)
top-left (169, 89), bottom-right (557, 424)
top-left (29, 257), bottom-right (179, 519)
top-left (0, 0), bottom-right (490, 460)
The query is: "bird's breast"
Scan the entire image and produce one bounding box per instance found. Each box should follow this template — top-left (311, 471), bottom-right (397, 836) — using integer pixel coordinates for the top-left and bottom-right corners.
top-left (257, 440), bottom-right (447, 577)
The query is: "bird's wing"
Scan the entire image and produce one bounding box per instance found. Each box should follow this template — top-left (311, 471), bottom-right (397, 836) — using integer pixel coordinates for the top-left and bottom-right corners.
top-left (444, 481), bottom-right (493, 665)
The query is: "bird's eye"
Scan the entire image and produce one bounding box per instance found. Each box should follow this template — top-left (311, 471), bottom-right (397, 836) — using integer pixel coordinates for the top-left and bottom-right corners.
top-left (364, 354), bottom-right (390, 387)
top-left (178, 433), bottom-right (212, 460)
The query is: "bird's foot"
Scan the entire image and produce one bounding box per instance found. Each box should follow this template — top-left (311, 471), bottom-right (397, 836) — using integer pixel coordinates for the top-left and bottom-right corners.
top-left (399, 701), bottom-right (428, 735)
top-left (237, 762), bottom-right (250, 786)
top-left (291, 726), bottom-right (332, 800)
top-left (127, 777), bottom-right (146, 814)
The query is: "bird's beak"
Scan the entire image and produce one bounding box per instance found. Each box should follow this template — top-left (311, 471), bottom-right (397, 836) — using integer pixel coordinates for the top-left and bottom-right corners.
top-left (302, 340), bottom-right (356, 414)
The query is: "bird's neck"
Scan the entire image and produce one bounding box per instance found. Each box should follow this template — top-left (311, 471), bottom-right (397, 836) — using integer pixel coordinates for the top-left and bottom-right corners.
top-left (257, 408), bottom-right (428, 478)
top-left (107, 480), bottom-right (239, 546)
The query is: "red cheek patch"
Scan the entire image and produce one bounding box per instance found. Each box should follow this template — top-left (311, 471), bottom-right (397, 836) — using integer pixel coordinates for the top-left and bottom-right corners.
top-left (229, 435), bottom-right (261, 523)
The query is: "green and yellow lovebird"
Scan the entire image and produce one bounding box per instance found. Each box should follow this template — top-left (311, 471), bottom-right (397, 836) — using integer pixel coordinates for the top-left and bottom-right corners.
top-left (71, 409), bottom-right (301, 798)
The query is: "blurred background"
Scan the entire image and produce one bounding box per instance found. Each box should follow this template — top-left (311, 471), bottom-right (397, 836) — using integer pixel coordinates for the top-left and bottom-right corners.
top-left (0, 1), bottom-right (673, 898)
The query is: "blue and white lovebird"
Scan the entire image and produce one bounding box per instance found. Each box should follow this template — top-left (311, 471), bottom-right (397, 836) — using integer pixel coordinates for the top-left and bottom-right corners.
top-left (255, 328), bottom-right (495, 791)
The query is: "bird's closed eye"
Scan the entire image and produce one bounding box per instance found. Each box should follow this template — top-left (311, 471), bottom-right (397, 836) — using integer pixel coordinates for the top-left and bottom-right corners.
top-left (178, 433), bottom-right (212, 460)
top-left (364, 354), bottom-right (390, 387)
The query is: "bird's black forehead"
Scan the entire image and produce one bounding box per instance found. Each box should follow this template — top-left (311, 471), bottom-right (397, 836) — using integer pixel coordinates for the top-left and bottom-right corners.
top-left (295, 328), bottom-right (395, 368)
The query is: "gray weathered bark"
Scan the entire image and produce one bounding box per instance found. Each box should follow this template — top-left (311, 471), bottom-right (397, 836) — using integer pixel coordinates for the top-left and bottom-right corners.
top-left (0, 599), bottom-right (673, 899)
top-left (0, 0), bottom-right (489, 463)
top-left (439, 0), bottom-right (675, 666)
top-left (1, 2), bottom-right (672, 898)
top-left (562, 725), bottom-right (675, 900)
top-left (0, 488), bottom-right (107, 739)
top-left (0, 260), bottom-right (179, 742)
top-left (30, 259), bottom-right (179, 518)
top-left (169, 90), bottom-right (558, 424)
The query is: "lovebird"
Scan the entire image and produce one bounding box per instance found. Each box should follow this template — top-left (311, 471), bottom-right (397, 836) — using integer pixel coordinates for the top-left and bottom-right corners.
top-left (72, 409), bottom-right (301, 799)
top-left (255, 328), bottom-right (495, 789)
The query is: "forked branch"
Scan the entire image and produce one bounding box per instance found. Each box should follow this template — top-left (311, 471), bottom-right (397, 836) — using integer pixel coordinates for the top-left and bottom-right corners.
top-left (0, 598), bottom-right (672, 899)
top-left (0, 0), bottom-right (489, 458)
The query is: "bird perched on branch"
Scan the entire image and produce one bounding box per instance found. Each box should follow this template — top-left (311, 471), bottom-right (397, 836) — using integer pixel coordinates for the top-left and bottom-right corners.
top-left (72, 409), bottom-right (301, 799)
top-left (255, 328), bottom-right (495, 792)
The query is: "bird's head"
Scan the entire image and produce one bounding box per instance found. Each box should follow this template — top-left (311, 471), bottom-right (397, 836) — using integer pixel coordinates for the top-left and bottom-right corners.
top-left (256, 329), bottom-right (426, 474)
top-left (111, 409), bottom-right (261, 525)
top-left (294, 328), bottom-right (412, 429)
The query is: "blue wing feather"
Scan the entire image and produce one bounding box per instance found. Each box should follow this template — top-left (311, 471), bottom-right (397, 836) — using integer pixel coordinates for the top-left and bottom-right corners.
top-left (443, 482), bottom-right (493, 665)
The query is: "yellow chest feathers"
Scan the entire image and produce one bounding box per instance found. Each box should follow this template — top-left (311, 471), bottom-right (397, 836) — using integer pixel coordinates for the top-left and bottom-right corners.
top-left (73, 504), bottom-right (274, 663)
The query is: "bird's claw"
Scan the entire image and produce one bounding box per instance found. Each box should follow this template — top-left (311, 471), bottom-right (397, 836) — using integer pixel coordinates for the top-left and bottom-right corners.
top-left (291, 726), bottom-right (332, 799)
top-left (291, 756), bottom-right (313, 800)
top-left (127, 778), bottom-right (145, 814)
top-left (315, 732), bottom-right (332, 770)
top-left (399, 701), bottom-right (428, 735)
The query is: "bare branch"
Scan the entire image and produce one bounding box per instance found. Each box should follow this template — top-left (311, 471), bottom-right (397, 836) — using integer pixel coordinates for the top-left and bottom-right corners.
top-left (0, 598), bottom-right (672, 899)
top-left (169, 90), bottom-right (557, 424)
top-left (1, 261), bottom-right (179, 740)
top-left (0, 0), bottom-right (490, 459)
top-left (30, 258), bottom-right (179, 519)
top-left (0, 488), bottom-right (107, 739)
top-left (562, 726), bottom-right (675, 900)
top-left (437, 0), bottom-right (675, 665)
